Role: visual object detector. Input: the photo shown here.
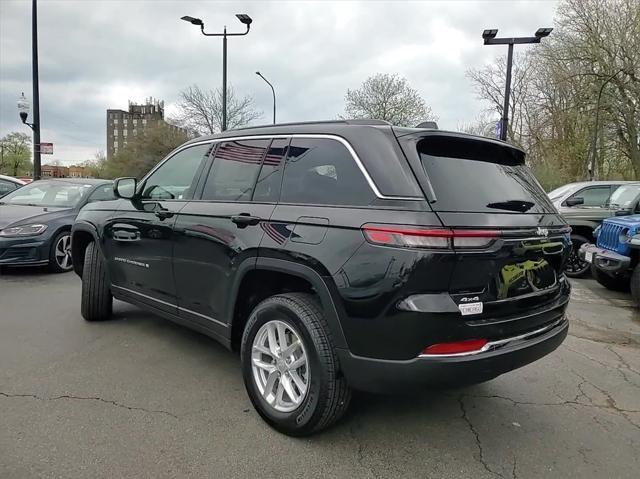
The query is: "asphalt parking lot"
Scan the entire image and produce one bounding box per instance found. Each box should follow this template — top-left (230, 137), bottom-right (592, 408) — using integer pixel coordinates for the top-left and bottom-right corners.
top-left (1, 270), bottom-right (639, 479)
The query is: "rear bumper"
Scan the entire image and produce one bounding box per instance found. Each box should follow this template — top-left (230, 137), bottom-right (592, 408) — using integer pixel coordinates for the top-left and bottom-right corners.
top-left (338, 317), bottom-right (568, 393)
top-left (579, 243), bottom-right (630, 274)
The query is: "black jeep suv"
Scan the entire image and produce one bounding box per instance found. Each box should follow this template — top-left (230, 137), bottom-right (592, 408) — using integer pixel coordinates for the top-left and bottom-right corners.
top-left (71, 120), bottom-right (571, 436)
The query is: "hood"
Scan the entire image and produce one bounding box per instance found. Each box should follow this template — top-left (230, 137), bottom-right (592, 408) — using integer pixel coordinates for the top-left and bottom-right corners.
top-left (0, 204), bottom-right (73, 230)
top-left (603, 214), bottom-right (640, 228)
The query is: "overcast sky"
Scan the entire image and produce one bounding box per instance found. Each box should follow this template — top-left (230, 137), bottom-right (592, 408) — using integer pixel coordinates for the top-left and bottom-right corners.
top-left (0, 0), bottom-right (558, 165)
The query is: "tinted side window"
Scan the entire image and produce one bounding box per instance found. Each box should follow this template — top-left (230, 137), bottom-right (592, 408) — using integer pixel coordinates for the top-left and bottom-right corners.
top-left (0, 179), bottom-right (18, 196)
top-left (201, 139), bottom-right (270, 201)
top-left (141, 144), bottom-right (212, 200)
top-left (281, 138), bottom-right (374, 206)
top-left (87, 184), bottom-right (116, 202)
top-left (252, 138), bottom-right (288, 203)
top-left (568, 186), bottom-right (612, 207)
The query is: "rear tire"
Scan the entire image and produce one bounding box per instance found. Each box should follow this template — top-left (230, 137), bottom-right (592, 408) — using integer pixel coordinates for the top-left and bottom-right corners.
top-left (565, 234), bottom-right (591, 278)
top-left (240, 293), bottom-right (351, 436)
top-left (81, 242), bottom-right (113, 321)
top-left (592, 264), bottom-right (629, 292)
top-left (630, 265), bottom-right (640, 307)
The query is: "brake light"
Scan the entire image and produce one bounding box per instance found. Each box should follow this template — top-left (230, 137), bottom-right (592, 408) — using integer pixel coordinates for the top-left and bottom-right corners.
top-left (362, 225), bottom-right (499, 249)
top-left (421, 338), bottom-right (488, 355)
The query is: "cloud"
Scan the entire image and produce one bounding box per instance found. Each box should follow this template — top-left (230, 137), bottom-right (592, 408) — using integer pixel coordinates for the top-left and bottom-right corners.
top-left (0, 0), bottom-right (558, 165)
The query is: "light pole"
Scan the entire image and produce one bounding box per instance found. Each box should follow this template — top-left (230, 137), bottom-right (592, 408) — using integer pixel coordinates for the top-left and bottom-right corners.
top-left (17, 0), bottom-right (42, 179)
top-left (17, 92), bottom-right (40, 179)
top-left (256, 71), bottom-right (276, 124)
top-left (181, 13), bottom-right (253, 132)
top-left (587, 69), bottom-right (623, 180)
top-left (482, 27), bottom-right (552, 142)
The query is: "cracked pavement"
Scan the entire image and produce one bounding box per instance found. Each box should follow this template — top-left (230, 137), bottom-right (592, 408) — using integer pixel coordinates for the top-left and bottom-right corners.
top-left (1, 270), bottom-right (639, 478)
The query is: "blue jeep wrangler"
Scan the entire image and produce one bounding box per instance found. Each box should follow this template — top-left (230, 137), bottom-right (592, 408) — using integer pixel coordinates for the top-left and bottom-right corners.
top-left (580, 215), bottom-right (640, 301)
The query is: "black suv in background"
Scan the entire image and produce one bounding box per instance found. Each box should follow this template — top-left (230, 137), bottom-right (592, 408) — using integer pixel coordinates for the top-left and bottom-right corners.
top-left (71, 120), bottom-right (571, 436)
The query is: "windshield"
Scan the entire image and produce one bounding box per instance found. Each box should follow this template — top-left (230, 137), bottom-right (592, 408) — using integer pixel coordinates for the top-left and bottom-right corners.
top-left (0, 181), bottom-right (93, 208)
top-left (608, 184), bottom-right (640, 208)
top-left (418, 138), bottom-right (555, 214)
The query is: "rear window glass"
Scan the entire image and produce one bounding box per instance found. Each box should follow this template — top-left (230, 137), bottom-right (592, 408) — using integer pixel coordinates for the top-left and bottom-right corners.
top-left (608, 184), bottom-right (640, 208)
top-left (281, 138), bottom-right (374, 206)
top-left (418, 137), bottom-right (555, 213)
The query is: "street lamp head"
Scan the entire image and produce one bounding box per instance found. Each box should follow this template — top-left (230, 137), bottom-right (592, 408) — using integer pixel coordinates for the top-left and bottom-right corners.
top-left (535, 27), bottom-right (553, 38)
top-left (236, 14), bottom-right (253, 25)
top-left (256, 71), bottom-right (261, 76)
top-left (17, 92), bottom-right (30, 114)
top-left (20, 112), bottom-right (28, 124)
top-left (181, 15), bottom-right (203, 26)
top-left (482, 29), bottom-right (498, 40)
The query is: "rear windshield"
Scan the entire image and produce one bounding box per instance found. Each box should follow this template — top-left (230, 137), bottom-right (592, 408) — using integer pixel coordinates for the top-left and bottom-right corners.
top-left (418, 137), bottom-right (555, 214)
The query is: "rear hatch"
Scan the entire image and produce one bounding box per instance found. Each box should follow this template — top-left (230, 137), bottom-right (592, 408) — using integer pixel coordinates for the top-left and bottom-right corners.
top-left (397, 131), bottom-right (571, 331)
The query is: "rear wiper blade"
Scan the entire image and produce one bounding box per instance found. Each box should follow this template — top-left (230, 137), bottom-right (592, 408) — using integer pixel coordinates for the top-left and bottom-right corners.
top-left (486, 200), bottom-right (535, 212)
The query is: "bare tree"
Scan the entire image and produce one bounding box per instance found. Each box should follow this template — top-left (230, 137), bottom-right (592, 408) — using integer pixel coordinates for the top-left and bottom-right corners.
top-left (172, 84), bottom-right (263, 135)
top-left (342, 73), bottom-right (437, 127)
top-left (466, 54), bottom-right (533, 148)
top-left (466, 0), bottom-right (640, 188)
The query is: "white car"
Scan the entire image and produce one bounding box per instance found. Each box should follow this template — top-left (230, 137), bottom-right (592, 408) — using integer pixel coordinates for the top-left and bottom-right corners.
top-left (548, 181), bottom-right (634, 211)
top-left (0, 175), bottom-right (26, 198)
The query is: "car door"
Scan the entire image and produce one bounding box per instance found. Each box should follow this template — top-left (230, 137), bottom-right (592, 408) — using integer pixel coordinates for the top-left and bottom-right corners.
top-left (103, 142), bottom-right (214, 313)
top-left (563, 185), bottom-right (615, 208)
top-left (172, 137), bottom-right (288, 332)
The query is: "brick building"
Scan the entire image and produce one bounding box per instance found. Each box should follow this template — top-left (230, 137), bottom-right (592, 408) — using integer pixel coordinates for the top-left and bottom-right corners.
top-left (106, 98), bottom-right (187, 160)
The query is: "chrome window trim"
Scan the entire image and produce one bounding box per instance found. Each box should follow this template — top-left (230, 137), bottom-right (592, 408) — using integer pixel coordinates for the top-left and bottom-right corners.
top-left (418, 317), bottom-right (565, 359)
top-left (140, 134), bottom-right (423, 202)
top-left (111, 284), bottom-right (228, 328)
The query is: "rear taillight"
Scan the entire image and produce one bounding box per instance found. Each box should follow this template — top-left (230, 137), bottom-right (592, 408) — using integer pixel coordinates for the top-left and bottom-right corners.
top-left (362, 224), bottom-right (499, 249)
top-left (421, 338), bottom-right (488, 356)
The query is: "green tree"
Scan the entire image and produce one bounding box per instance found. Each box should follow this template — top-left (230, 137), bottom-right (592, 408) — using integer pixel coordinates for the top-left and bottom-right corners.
top-left (0, 132), bottom-right (32, 177)
top-left (342, 73), bottom-right (437, 127)
top-left (104, 123), bottom-right (190, 179)
top-left (82, 151), bottom-right (108, 178)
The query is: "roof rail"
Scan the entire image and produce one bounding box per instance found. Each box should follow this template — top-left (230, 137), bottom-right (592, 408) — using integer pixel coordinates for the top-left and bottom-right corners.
top-left (231, 119), bottom-right (391, 131)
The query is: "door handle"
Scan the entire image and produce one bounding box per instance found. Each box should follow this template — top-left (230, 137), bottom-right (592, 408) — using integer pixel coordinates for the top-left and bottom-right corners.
top-left (154, 209), bottom-right (174, 220)
top-left (231, 214), bottom-right (261, 228)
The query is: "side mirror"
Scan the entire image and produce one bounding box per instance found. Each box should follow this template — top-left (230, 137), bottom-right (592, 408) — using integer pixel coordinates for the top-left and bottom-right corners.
top-left (564, 197), bottom-right (584, 207)
top-left (615, 209), bottom-right (631, 216)
top-left (113, 177), bottom-right (137, 199)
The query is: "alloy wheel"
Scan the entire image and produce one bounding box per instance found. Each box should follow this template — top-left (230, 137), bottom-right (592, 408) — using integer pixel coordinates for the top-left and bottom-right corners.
top-left (565, 240), bottom-right (589, 276)
top-left (251, 320), bottom-right (309, 413)
top-left (55, 234), bottom-right (73, 271)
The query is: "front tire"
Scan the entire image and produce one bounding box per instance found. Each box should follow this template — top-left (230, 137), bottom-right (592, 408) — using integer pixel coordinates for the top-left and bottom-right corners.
top-left (592, 264), bottom-right (628, 292)
top-left (565, 234), bottom-right (591, 278)
top-left (81, 242), bottom-right (113, 321)
top-left (48, 231), bottom-right (73, 273)
top-left (241, 293), bottom-right (351, 436)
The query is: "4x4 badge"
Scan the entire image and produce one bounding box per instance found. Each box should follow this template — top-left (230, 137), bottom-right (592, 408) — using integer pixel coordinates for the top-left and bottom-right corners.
top-left (536, 227), bottom-right (549, 237)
